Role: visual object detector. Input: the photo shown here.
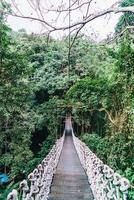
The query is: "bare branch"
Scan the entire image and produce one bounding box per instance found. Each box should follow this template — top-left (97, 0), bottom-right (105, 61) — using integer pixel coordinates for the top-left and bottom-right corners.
top-left (8, 5), bottom-right (134, 33)
top-left (53, 6), bottom-right (134, 31)
top-left (69, 24), bottom-right (85, 51)
top-left (45, 1), bottom-right (92, 13)
top-left (11, 0), bottom-right (24, 16)
top-left (5, 0), bottom-right (134, 41)
top-left (99, 108), bottom-right (116, 126)
top-left (10, 13), bottom-right (56, 30)
top-left (85, 0), bottom-right (93, 18)
top-left (106, 26), bottom-right (134, 44)
top-left (115, 6), bottom-right (134, 13)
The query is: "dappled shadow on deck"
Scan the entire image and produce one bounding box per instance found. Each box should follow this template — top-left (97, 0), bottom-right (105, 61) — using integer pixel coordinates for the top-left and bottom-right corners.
top-left (48, 131), bottom-right (94, 200)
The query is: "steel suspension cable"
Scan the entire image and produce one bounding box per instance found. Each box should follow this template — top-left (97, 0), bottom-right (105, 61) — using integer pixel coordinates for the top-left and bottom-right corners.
top-left (67, 0), bottom-right (71, 84)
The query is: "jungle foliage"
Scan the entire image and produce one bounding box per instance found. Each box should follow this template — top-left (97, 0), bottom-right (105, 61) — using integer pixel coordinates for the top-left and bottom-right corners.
top-left (116, 0), bottom-right (134, 33)
top-left (0, 2), bottom-right (134, 198)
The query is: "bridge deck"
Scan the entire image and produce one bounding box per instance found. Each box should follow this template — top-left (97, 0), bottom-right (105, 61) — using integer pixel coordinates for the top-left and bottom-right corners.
top-left (48, 132), bottom-right (94, 200)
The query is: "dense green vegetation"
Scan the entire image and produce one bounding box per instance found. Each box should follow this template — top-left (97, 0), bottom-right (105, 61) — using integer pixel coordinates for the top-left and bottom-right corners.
top-left (0, 1), bottom-right (134, 199)
top-left (116, 0), bottom-right (134, 33)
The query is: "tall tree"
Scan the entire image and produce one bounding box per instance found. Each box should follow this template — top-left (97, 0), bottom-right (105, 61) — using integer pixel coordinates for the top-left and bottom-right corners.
top-left (0, 3), bottom-right (33, 177)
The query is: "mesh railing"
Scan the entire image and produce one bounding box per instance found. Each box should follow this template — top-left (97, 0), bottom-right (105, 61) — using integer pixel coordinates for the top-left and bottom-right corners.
top-left (7, 133), bottom-right (65, 200)
top-left (72, 131), bottom-right (130, 200)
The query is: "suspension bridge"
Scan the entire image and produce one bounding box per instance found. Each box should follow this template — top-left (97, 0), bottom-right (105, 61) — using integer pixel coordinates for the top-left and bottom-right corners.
top-left (7, 116), bottom-right (130, 200)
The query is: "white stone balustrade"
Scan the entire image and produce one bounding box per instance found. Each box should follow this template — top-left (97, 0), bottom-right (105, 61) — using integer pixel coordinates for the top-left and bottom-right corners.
top-left (7, 134), bottom-right (65, 200)
top-left (72, 131), bottom-right (130, 200)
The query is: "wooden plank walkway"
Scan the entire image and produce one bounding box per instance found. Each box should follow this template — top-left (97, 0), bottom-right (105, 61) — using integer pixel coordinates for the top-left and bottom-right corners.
top-left (48, 131), bottom-right (94, 200)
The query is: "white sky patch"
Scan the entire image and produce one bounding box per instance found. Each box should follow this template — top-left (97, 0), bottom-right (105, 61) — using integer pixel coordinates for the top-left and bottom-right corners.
top-left (6, 0), bottom-right (122, 41)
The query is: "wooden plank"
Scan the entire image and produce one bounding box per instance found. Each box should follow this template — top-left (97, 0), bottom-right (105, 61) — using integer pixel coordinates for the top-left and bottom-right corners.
top-left (48, 132), bottom-right (94, 200)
